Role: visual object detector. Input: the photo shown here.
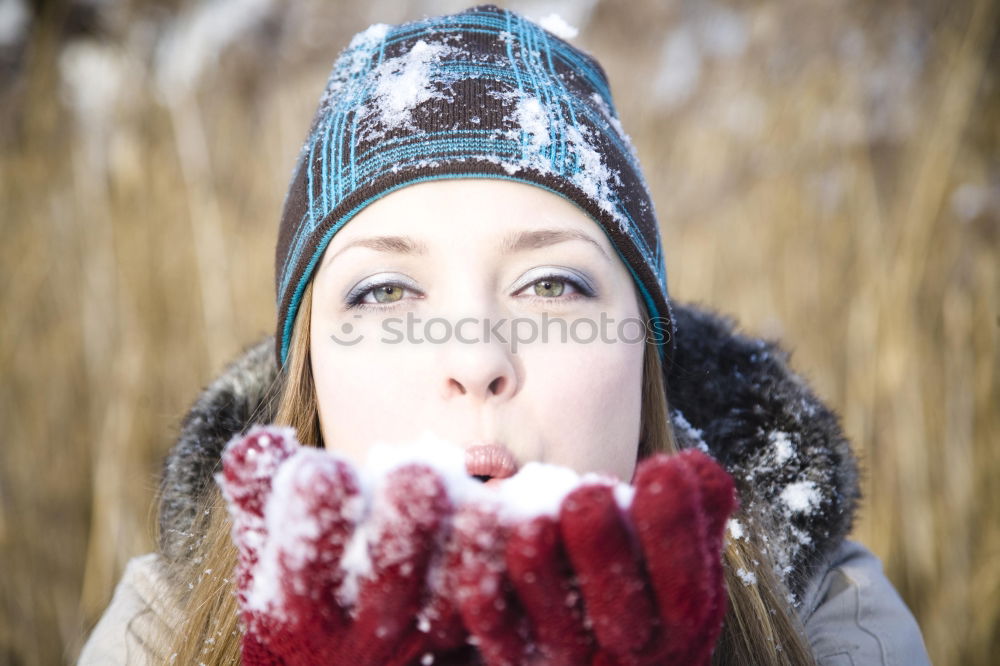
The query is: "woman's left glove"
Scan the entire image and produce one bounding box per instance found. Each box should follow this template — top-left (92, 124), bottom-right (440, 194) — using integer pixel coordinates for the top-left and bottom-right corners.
top-left (216, 425), bottom-right (468, 666)
top-left (452, 448), bottom-right (738, 666)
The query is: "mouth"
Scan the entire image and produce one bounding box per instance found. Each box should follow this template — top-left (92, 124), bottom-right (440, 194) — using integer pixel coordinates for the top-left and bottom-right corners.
top-left (464, 444), bottom-right (519, 484)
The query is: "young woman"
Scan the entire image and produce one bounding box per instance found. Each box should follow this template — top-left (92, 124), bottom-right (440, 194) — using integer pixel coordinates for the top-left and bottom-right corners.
top-left (80, 5), bottom-right (930, 664)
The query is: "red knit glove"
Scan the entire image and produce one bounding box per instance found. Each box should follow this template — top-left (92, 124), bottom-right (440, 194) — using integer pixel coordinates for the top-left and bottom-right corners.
top-left (216, 426), bottom-right (469, 666)
top-left (452, 449), bottom-right (738, 666)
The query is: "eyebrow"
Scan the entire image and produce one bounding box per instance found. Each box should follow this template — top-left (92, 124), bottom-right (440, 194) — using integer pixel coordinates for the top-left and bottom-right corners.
top-left (323, 235), bottom-right (429, 269)
top-left (323, 228), bottom-right (610, 269)
top-left (500, 228), bottom-right (611, 261)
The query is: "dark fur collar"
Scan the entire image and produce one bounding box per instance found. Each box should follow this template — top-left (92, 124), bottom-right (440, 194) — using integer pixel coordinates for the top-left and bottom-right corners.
top-left (158, 302), bottom-right (859, 602)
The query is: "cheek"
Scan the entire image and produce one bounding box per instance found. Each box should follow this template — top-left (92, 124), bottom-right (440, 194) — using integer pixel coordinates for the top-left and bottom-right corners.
top-left (523, 340), bottom-right (644, 481)
top-left (310, 330), bottom-right (429, 465)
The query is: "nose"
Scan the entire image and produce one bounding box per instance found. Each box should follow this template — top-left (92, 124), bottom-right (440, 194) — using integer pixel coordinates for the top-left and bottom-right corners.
top-left (439, 336), bottom-right (518, 402)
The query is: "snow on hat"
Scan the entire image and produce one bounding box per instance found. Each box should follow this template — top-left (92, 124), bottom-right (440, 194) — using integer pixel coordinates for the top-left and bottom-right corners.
top-left (274, 4), bottom-right (673, 369)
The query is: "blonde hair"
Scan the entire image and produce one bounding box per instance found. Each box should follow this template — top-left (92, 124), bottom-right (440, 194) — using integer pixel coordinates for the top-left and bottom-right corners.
top-left (160, 281), bottom-right (817, 664)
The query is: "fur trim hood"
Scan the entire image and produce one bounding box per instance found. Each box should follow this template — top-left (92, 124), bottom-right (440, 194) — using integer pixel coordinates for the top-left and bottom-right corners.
top-left (157, 302), bottom-right (860, 602)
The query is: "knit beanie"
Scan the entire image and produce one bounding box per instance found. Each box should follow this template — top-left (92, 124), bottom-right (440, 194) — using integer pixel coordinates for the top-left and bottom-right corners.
top-left (275, 4), bottom-right (674, 370)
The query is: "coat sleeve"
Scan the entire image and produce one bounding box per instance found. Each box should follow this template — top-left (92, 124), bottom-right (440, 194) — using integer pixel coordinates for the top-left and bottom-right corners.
top-left (798, 540), bottom-right (931, 666)
top-left (77, 553), bottom-right (177, 665)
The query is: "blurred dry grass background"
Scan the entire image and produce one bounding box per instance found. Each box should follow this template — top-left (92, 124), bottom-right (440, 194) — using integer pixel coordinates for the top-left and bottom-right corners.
top-left (0, 0), bottom-right (996, 663)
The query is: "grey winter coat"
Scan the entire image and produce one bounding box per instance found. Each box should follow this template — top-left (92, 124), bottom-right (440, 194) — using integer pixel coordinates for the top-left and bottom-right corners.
top-left (79, 302), bottom-right (931, 665)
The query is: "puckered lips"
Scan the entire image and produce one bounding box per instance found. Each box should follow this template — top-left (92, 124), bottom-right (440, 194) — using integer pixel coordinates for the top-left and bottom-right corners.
top-left (464, 444), bottom-right (519, 487)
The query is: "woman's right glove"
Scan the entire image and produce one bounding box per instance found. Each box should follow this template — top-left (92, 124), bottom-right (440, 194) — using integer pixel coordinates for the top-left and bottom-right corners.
top-left (451, 449), bottom-right (738, 666)
top-left (216, 425), bottom-right (469, 666)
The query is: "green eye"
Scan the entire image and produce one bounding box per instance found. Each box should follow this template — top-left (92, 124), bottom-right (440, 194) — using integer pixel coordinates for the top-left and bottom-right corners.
top-left (533, 279), bottom-right (565, 297)
top-left (373, 285), bottom-right (405, 303)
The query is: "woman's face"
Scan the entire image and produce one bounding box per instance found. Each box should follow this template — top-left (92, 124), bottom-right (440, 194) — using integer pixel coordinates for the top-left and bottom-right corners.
top-left (310, 179), bottom-right (646, 482)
